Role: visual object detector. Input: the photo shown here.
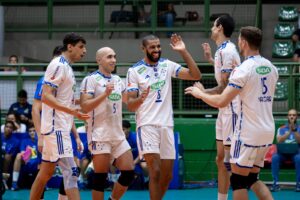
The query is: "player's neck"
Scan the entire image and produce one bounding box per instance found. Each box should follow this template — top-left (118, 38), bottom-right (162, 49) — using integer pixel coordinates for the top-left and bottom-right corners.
top-left (243, 49), bottom-right (260, 58)
top-left (98, 67), bottom-right (111, 77)
top-left (215, 36), bottom-right (230, 47)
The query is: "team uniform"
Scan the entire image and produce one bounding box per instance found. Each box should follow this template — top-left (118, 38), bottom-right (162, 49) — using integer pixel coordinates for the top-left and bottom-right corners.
top-left (126, 58), bottom-right (182, 159)
top-left (41, 55), bottom-right (76, 163)
top-left (81, 71), bottom-right (130, 159)
top-left (214, 40), bottom-right (241, 146)
top-left (2, 134), bottom-right (20, 157)
top-left (33, 76), bottom-right (44, 101)
top-left (229, 55), bottom-right (278, 168)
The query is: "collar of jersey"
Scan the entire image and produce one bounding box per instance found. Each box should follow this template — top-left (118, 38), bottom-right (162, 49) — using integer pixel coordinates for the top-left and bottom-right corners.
top-left (142, 59), bottom-right (159, 68)
top-left (97, 70), bottom-right (111, 79)
top-left (245, 54), bottom-right (261, 60)
top-left (59, 55), bottom-right (71, 66)
top-left (217, 40), bottom-right (230, 50)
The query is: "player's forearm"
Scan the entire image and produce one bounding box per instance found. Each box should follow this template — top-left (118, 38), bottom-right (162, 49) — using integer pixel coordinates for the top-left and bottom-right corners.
top-left (81, 93), bottom-right (108, 113)
top-left (294, 131), bottom-right (300, 143)
top-left (205, 85), bottom-right (226, 95)
top-left (32, 102), bottom-right (41, 136)
top-left (277, 132), bottom-right (290, 143)
top-left (71, 123), bottom-right (80, 140)
top-left (179, 49), bottom-right (201, 80)
top-left (127, 97), bottom-right (143, 112)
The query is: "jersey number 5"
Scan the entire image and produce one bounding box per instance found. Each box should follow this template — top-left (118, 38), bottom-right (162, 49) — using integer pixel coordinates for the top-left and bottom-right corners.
top-left (261, 77), bottom-right (268, 95)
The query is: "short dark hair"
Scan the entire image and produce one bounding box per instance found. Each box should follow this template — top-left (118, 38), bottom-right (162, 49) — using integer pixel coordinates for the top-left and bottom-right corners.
top-left (18, 89), bottom-right (27, 98)
top-left (142, 34), bottom-right (159, 47)
top-left (240, 26), bottom-right (262, 50)
top-left (122, 120), bottom-right (131, 128)
top-left (52, 45), bottom-right (64, 57)
top-left (9, 55), bottom-right (18, 63)
top-left (62, 32), bottom-right (86, 51)
top-left (216, 15), bottom-right (235, 38)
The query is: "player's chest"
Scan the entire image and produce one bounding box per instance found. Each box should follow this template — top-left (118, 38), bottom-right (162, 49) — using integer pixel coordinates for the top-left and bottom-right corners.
top-left (137, 67), bottom-right (168, 89)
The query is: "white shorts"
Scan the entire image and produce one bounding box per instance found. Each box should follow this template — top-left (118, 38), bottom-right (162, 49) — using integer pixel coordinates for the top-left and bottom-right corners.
top-left (42, 131), bottom-right (73, 162)
top-left (89, 139), bottom-right (131, 160)
top-left (216, 111), bottom-right (238, 146)
top-left (230, 136), bottom-right (270, 168)
top-left (137, 125), bottom-right (175, 160)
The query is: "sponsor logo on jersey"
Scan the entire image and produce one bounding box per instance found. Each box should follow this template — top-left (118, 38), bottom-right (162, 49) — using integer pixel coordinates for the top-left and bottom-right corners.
top-left (150, 80), bottom-right (165, 90)
top-left (96, 76), bottom-right (102, 81)
top-left (160, 63), bottom-right (167, 68)
top-left (256, 66), bottom-right (271, 75)
top-left (108, 93), bottom-right (122, 101)
top-left (138, 67), bottom-right (146, 74)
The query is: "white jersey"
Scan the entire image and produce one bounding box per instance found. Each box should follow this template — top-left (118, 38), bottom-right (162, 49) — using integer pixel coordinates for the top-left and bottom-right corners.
top-left (80, 71), bottom-right (125, 143)
top-left (41, 56), bottom-right (76, 134)
top-left (229, 55), bottom-right (278, 146)
top-left (214, 40), bottom-right (241, 114)
top-left (126, 58), bottom-right (182, 128)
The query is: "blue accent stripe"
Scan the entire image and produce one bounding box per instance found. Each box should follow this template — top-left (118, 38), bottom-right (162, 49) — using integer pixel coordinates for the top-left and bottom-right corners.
top-left (137, 127), bottom-right (143, 151)
top-left (44, 81), bottom-right (58, 88)
top-left (236, 162), bottom-right (253, 169)
top-left (175, 67), bottom-right (182, 77)
top-left (234, 140), bottom-right (241, 158)
top-left (228, 83), bottom-right (242, 89)
top-left (41, 158), bottom-right (59, 163)
top-left (221, 69), bottom-right (233, 73)
top-left (127, 88), bottom-right (139, 92)
top-left (244, 143), bottom-right (272, 148)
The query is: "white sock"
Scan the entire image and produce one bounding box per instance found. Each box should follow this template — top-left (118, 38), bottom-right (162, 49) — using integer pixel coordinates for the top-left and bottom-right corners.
top-left (58, 194), bottom-right (68, 200)
top-left (218, 192), bottom-right (228, 200)
top-left (12, 171), bottom-right (19, 182)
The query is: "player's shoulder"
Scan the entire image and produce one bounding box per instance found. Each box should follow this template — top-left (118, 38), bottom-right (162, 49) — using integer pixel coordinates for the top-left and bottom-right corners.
top-left (131, 59), bottom-right (146, 69)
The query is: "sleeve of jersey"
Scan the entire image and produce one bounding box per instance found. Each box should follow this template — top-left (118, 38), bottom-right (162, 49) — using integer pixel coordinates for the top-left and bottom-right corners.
top-left (84, 76), bottom-right (96, 96)
top-left (220, 50), bottom-right (234, 73)
top-left (228, 65), bottom-right (248, 90)
top-left (80, 76), bottom-right (89, 94)
top-left (33, 78), bottom-right (44, 100)
top-left (126, 68), bottom-right (139, 92)
top-left (43, 63), bottom-right (64, 89)
top-left (169, 60), bottom-right (182, 78)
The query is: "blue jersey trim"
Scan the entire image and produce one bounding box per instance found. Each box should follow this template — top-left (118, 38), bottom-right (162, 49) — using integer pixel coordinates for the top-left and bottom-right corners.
top-left (221, 69), bottom-right (233, 73)
top-left (175, 67), bottom-right (182, 77)
top-left (228, 83), bottom-right (242, 89)
top-left (44, 81), bottom-right (58, 89)
top-left (127, 88), bottom-right (139, 92)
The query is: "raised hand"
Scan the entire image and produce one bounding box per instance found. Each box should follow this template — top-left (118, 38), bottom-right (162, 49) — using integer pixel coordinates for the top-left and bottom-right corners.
top-left (170, 34), bottom-right (186, 52)
top-left (193, 82), bottom-right (205, 91)
top-left (201, 43), bottom-right (213, 62)
top-left (105, 81), bottom-right (115, 96)
top-left (185, 86), bottom-right (203, 99)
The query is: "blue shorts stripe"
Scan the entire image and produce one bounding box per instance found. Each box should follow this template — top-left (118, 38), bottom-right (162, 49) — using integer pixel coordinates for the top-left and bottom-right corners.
top-left (137, 127), bottom-right (143, 151)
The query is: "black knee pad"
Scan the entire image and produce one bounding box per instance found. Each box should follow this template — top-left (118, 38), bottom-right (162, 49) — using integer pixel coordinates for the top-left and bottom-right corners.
top-left (92, 173), bottom-right (108, 192)
top-left (230, 173), bottom-right (248, 191)
top-left (247, 173), bottom-right (258, 189)
top-left (59, 179), bottom-right (66, 195)
top-left (118, 170), bottom-right (135, 187)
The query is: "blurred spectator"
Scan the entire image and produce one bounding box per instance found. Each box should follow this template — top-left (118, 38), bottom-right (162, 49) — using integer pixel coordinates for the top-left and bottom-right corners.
top-left (1, 112), bottom-right (26, 133)
top-left (292, 29), bottom-right (300, 62)
top-left (157, 2), bottom-right (177, 37)
top-left (11, 126), bottom-right (40, 191)
top-left (4, 55), bottom-right (26, 72)
top-left (8, 89), bottom-right (32, 127)
top-left (271, 109), bottom-right (300, 192)
top-left (122, 120), bottom-right (149, 184)
top-left (1, 121), bottom-right (20, 176)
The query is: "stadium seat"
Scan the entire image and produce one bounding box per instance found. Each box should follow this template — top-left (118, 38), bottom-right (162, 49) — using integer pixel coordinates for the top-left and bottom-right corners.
top-left (274, 23), bottom-right (295, 39)
top-left (272, 41), bottom-right (294, 58)
top-left (278, 6), bottom-right (298, 21)
top-left (274, 81), bottom-right (288, 100)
